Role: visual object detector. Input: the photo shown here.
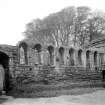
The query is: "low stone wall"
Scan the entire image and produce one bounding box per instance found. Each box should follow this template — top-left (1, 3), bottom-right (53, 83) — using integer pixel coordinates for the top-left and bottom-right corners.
top-left (8, 65), bottom-right (104, 97)
top-left (12, 65), bottom-right (103, 85)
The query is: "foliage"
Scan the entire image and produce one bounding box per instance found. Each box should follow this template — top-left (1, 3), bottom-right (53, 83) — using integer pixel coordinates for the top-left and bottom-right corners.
top-left (24, 6), bottom-right (105, 47)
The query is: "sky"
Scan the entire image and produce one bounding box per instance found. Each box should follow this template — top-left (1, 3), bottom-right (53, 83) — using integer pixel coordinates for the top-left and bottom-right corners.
top-left (0, 0), bottom-right (105, 45)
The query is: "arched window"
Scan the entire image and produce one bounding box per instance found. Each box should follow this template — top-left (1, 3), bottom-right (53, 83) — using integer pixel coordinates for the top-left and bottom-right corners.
top-left (19, 42), bottom-right (28, 64)
top-left (86, 50), bottom-right (91, 68)
top-left (47, 46), bottom-right (54, 65)
top-left (34, 44), bottom-right (42, 64)
top-left (78, 49), bottom-right (83, 65)
top-left (59, 47), bottom-right (64, 65)
top-left (69, 48), bottom-right (75, 66)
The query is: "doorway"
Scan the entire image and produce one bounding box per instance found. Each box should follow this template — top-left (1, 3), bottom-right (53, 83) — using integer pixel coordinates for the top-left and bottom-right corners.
top-left (0, 51), bottom-right (9, 93)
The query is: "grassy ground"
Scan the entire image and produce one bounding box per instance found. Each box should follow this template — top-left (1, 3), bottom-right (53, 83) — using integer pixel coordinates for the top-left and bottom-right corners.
top-left (2, 89), bottom-right (105, 105)
top-left (7, 80), bottom-right (105, 98)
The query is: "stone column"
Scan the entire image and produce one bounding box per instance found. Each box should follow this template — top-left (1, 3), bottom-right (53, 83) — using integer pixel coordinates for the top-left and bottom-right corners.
top-left (43, 49), bottom-right (49, 65)
top-left (26, 47), bottom-right (29, 65)
top-left (27, 47), bottom-right (34, 66)
top-left (9, 56), bottom-right (15, 78)
top-left (40, 50), bottom-right (44, 65)
top-left (82, 50), bottom-right (86, 68)
top-left (64, 48), bottom-right (69, 66)
top-left (0, 65), bottom-right (4, 92)
top-left (54, 47), bottom-right (60, 69)
top-left (74, 49), bottom-right (78, 66)
top-left (51, 49), bottom-right (55, 66)
top-left (53, 48), bottom-right (57, 66)
top-left (97, 52), bottom-right (100, 67)
top-left (33, 49), bottom-right (38, 65)
top-left (90, 51), bottom-right (94, 70)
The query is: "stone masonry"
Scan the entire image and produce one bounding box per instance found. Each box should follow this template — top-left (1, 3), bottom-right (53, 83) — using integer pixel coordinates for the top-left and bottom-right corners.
top-left (0, 36), bottom-right (105, 92)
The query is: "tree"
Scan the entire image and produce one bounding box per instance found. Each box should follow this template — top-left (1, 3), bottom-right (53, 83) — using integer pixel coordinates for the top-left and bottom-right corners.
top-left (24, 19), bottom-right (42, 38)
top-left (24, 6), bottom-right (105, 48)
top-left (73, 6), bottom-right (91, 47)
top-left (42, 6), bottom-right (76, 47)
top-left (87, 11), bottom-right (105, 41)
top-left (24, 19), bottom-right (55, 45)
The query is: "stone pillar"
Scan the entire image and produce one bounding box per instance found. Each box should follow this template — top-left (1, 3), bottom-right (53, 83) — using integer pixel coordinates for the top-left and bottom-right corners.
top-left (0, 65), bottom-right (4, 92)
top-left (97, 53), bottom-right (100, 67)
top-left (90, 51), bottom-right (94, 70)
top-left (82, 50), bottom-right (86, 67)
top-left (42, 50), bottom-right (45, 65)
top-left (64, 48), bottom-right (69, 66)
top-left (27, 47), bottom-right (34, 66)
top-left (51, 49), bottom-right (55, 66)
top-left (53, 48), bottom-right (57, 66)
top-left (74, 49), bottom-right (78, 66)
top-left (26, 47), bottom-right (29, 65)
top-left (43, 49), bottom-right (49, 65)
top-left (54, 47), bottom-right (60, 69)
top-left (9, 57), bottom-right (15, 78)
top-left (40, 50), bottom-right (44, 65)
top-left (33, 49), bottom-right (39, 65)
top-left (19, 47), bottom-right (25, 64)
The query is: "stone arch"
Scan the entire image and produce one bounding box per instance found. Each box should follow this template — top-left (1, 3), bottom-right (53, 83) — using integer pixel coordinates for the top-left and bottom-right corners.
top-left (47, 45), bottom-right (54, 65)
top-left (78, 49), bottom-right (83, 65)
top-left (19, 42), bottom-right (28, 64)
top-left (59, 47), bottom-right (65, 65)
top-left (34, 44), bottom-right (42, 64)
top-left (0, 51), bottom-right (10, 93)
top-left (69, 48), bottom-right (75, 66)
top-left (34, 44), bottom-right (42, 52)
top-left (86, 50), bottom-right (91, 68)
top-left (94, 51), bottom-right (98, 66)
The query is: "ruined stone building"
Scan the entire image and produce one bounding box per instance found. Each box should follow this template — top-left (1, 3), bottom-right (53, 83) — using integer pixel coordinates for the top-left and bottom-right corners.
top-left (0, 36), bottom-right (105, 93)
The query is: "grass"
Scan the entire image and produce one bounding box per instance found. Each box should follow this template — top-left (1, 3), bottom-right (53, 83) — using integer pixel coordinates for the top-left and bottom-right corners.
top-left (7, 80), bottom-right (105, 98)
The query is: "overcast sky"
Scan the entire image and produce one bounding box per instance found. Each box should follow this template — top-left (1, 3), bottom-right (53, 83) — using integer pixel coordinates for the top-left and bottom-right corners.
top-left (0, 0), bottom-right (105, 45)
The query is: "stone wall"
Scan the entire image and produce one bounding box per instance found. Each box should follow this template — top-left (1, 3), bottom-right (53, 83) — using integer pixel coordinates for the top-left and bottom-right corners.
top-left (0, 39), bottom-right (105, 93)
top-left (17, 41), bottom-right (105, 70)
top-left (6, 40), bottom-right (105, 92)
top-left (14, 65), bottom-right (103, 85)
